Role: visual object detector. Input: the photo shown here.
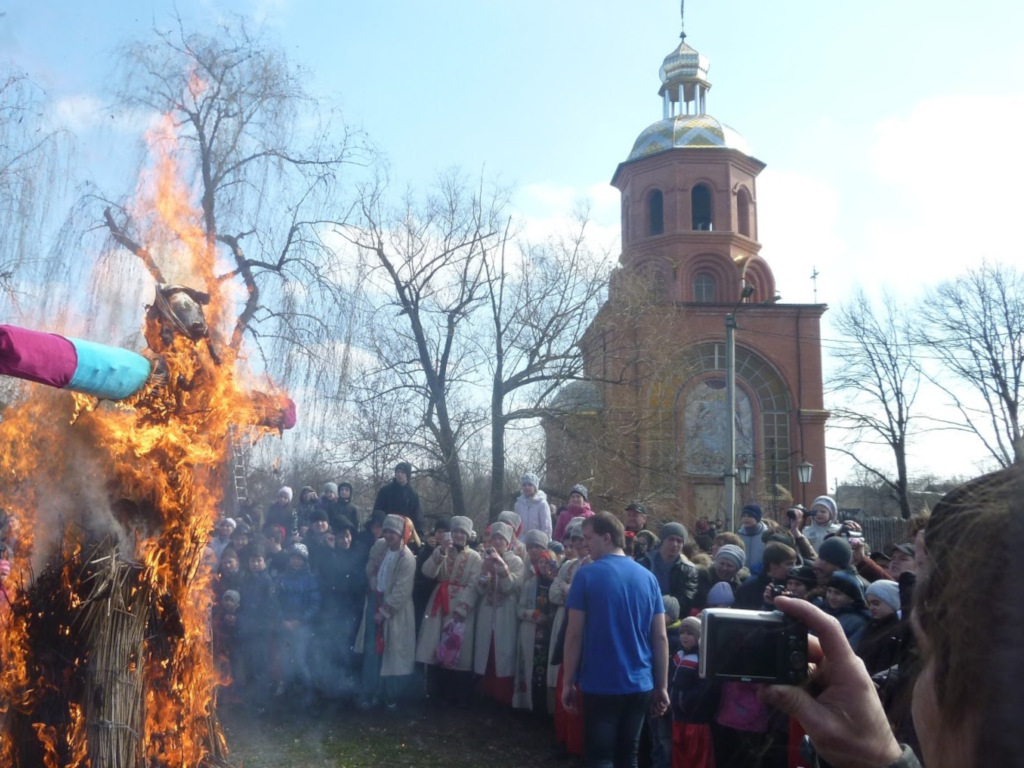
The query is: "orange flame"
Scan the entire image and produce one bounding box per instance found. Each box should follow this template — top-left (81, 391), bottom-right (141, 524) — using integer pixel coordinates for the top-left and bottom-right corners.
top-left (0, 93), bottom-right (288, 765)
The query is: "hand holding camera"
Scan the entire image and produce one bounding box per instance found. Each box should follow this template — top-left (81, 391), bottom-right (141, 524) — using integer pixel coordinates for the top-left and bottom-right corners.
top-left (761, 597), bottom-right (903, 768)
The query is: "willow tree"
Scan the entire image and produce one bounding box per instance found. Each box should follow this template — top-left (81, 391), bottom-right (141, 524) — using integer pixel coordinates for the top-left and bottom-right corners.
top-left (101, 18), bottom-right (368, 442)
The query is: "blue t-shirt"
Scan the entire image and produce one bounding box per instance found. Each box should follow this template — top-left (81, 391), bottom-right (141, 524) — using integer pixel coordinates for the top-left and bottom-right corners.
top-left (566, 554), bottom-right (664, 695)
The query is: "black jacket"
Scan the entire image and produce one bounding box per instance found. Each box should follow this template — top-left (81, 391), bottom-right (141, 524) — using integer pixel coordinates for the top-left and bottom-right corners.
top-left (641, 552), bottom-right (699, 617)
top-left (372, 480), bottom-right (425, 535)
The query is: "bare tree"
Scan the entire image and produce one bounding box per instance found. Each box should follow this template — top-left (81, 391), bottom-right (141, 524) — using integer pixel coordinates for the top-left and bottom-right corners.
top-left (917, 262), bottom-right (1024, 467)
top-left (828, 290), bottom-right (920, 519)
top-left (344, 172), bottom-right (503, 517)
top-left (481, 211), bottom-right (610, 517)
top-left (100, 18), bottom-right (367, 389)
top-left (0, 72), bottom-right (72, 302)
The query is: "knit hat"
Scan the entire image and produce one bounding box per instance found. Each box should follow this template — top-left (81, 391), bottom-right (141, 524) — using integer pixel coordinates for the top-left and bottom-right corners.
top-left (290, 543), bottom-right (309, 560)
top-left (323, 482), bottom-right (338, 495)
top-left (450, 516), bottom-right (474, 537)
top-left (498, 511), bottom-right (523, 536)
top-left (221, 590), bottom-right (240, 606)
top-left (662, 595), bottom-right (681, 623)
top-left (548, 541), bottom-right (564, 556)
top-left (740, 503), bottom-right (763, 523)
top-left (565, 517), bottom-right (586, 539)
top-left (217, 517), bottom-right (236, 532)
top-left (680, 616), bottom-right (702, 638)
top-left (715, 544), bottom-right (746, 569)
top-left (828, 571), bottom-right (866, 605)
top-left (570, 484), bottom-right (588, 501)
top-left (818, 536), bottom-right (853, 569)
top-left (395, 461), bottom-right (413, 477)
top-left (521, 472), bottom-right (540, 488)
top-left (659, 521), bottom-right (688, 542)
top-left (707, 581), bottom-right (735, 607)
top-left (490, 521), bottom-right (514, 544)
top-left (278, 486), bottom-right (293, 502)
top-left (523, 529), bottom-right (550, 548)
top-left (811, 495), bottom-right (837, 520)
top-left (866, 579), bottom-right (901, 612)
top-left (309, 508), bottom-right (328, 523)
top-left (787, 564), bottom-right (818, 588)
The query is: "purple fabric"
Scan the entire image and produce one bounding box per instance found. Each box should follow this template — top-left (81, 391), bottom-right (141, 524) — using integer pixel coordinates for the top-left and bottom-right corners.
top-left (0, 324), bottom-right (78, 388)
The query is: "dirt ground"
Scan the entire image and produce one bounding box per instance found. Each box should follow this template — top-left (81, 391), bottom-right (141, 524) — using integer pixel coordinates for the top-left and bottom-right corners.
top-left (219, 698), bottom-right (576, 768)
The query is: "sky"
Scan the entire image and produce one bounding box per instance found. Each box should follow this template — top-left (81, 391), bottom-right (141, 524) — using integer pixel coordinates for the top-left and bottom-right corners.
top-left (3, 0), bottom-right (1023, 488)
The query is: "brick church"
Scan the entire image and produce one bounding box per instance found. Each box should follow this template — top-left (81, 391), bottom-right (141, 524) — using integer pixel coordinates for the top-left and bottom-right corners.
top-left (544, 13), bottom-right (829, 528)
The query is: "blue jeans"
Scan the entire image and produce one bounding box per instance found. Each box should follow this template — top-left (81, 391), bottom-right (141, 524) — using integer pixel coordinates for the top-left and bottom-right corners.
top-left (582, 690), bottom-right (652, 768)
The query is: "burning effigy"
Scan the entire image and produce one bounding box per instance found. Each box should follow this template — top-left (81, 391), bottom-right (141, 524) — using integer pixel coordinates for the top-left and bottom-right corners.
top-left (0, 119), bottom-right (295, 767)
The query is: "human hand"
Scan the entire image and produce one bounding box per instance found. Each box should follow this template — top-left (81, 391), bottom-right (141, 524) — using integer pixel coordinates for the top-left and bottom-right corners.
top-left (374, 610), bottom-right (387, 625)
top-left (561, 683), bottom-right (579, 714)
top-left (788, 507), bottom-right (803, 532)
top-left (761, 597), bottom-right (903, 768)
top-left (650, 687), bottom-right (670, 718)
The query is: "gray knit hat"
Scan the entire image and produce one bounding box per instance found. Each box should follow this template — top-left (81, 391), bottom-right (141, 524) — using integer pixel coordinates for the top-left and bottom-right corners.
top-left (498, 510), bottom-right (522, 534)
top-left (565, 517), bottom-right (586, 539)
top-left (521, 472), bottom-right (540, 488)
top-left (570, 484), bottom-right (588, 501)
top-left (715, 544), bottom-right (746, 569)
top-left (659, 522), bottom-right (688, 542)
top-left (866, 579), bottom-right (901, 612)
top-left (290, 543), bottom-right (309, 560)
top-left (323, 482), bottom-right (338, 495)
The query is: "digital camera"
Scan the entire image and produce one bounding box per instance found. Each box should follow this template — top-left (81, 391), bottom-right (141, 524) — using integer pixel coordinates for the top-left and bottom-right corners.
top-left (699, 608), bottom-right (808, 684)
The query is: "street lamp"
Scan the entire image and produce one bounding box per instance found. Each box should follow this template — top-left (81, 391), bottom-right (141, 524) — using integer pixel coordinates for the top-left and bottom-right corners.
top-left (724, 284), bottom-right (756, 532)
top-left (798, 460), bottom-right (813, 506)
top-left (736, 456), bottom-right (752, 504)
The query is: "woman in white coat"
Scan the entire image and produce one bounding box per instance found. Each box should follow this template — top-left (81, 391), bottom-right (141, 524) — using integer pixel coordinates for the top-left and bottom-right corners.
top-left (473, 521), bottom-right (524, 706)
top-left (415, 515), bottom-right (482, 706)
top-left (355, 514), bottom-right (417, 710)
top-left (513, 529), bottom-right (559, 715)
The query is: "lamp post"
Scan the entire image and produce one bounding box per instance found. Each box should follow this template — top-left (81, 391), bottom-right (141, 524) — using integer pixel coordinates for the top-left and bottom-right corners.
top-left (724, 285), bottom-right (755, 532)
top-left (798, 460), bottom-right (814, 507)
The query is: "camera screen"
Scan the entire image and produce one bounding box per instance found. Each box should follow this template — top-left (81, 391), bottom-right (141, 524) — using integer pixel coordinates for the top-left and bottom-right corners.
top-left (709, 619), bottom-right (784, 678)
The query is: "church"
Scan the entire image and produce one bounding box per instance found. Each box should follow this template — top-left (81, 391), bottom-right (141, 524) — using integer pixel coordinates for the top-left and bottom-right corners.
top-left (544, 12), bottom-right (828, 528)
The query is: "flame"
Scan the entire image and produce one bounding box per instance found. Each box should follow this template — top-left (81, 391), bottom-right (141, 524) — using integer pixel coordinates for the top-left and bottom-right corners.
top-left (0, 94), bottom-right (288, 765)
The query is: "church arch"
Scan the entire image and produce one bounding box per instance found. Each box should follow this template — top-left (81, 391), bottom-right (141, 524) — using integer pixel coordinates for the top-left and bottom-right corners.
top-left (692, 183), bottom-right (713, 230)
top-left (647, 188), bottom-right (665, 236)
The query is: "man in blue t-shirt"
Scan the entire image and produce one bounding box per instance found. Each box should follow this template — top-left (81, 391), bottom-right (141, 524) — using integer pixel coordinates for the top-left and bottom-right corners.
top-left (562, 511), bottom-right (670, 768)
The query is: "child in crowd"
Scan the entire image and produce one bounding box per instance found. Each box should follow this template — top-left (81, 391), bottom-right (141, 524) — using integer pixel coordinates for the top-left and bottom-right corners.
top-left (822, 571), bottom-right (871, 651)
top-left (213, 589), bottom-right (241, 699)
top-left (238, 544), bottom-right (279, 709)
top-left (274, 543), bottom-right (320, 705)
top-left (670, 616), bottom-right (716, 768)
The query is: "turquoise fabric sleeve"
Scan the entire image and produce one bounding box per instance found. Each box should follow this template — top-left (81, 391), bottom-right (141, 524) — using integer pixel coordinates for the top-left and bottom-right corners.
top-left (67, 337), bottom-right (152, 400)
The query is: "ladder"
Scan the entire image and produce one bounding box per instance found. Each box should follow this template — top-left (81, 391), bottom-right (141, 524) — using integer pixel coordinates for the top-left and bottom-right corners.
top-left (228, 425), bottom-right (251, 508)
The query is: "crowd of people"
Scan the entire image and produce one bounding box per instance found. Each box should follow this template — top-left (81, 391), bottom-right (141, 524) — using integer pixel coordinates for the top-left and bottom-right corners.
top-left (207, 460), bottom-right (1008, 768)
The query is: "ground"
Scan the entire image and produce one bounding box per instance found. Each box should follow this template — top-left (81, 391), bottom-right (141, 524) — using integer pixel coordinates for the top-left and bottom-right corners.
top-left (219, 699), bottom-right (573, 768)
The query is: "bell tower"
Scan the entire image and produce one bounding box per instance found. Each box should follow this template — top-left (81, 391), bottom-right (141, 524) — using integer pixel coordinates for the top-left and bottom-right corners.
top-left (546, 6), bottom-right (829, 526)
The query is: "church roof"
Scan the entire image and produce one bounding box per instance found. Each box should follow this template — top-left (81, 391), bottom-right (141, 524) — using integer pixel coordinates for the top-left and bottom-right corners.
top-left (550, 380), bottom-right (603, 414)
top-left (627, 114), bottom-right (750, 162)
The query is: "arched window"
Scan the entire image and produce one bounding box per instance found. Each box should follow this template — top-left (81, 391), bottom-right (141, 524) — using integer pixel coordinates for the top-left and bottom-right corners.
top-left (692, 184), bottom-right (713, 230)
top-left (648, 189), bottom-right (664, 236)
top-left (737, 188), bottom-right (752, 237)
top-left (694, 273), bottom-right (716, 303)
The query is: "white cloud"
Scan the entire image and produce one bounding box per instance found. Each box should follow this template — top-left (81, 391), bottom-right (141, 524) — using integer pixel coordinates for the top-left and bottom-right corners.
top-left (756, 168), bottom-right (847, 305)
top-left (49, 93), bottom-right (155, 136)
top-left (858, 93), bottom-right (1024, 291)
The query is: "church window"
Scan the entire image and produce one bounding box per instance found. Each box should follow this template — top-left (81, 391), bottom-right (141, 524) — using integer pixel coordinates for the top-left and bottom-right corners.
top-left (737, 188), bottom-right (752, 237)
top-left (648, 189), bottom-right (664, 236)
top-left (692, 184), bottom-right (713, 230)
top-left (694, 273), bottom-right (716, 303)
